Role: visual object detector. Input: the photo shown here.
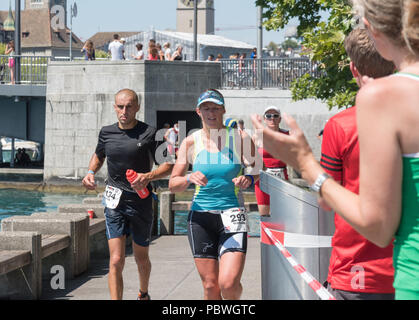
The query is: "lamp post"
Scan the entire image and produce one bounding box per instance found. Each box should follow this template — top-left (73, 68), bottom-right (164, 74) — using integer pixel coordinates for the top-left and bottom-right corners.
top-left (193, 0), bottom-right (198, 61)
top-left (69, 1), bottom-right (77, 60)
top-left (14, 0), bottom-right (21, 84)
top-left (257, 6), bottom-right (263, 89)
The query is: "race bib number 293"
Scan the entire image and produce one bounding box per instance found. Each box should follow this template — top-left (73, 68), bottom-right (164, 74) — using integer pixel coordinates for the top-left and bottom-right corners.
top-left (220, 207), bottom-right (248, 233)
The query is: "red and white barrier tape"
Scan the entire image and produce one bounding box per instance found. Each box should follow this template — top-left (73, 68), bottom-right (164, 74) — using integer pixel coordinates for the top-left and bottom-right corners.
top-left (261, 222), bottom-right (336, 300)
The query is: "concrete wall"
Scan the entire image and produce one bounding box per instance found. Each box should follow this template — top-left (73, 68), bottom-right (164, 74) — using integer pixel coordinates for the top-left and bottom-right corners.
top-left (0, 96), bottom-right (46, 143)
top-left (44, 60), bottom-right (340, 183)
top-left (220, 89), bottom-right (339, 160)
top-left (44, 60), bottom-right (221, 182)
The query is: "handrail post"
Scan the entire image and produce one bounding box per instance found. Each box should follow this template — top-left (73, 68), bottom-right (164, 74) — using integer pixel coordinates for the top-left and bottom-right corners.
top-left (159, 191), bottom-right (175, 235)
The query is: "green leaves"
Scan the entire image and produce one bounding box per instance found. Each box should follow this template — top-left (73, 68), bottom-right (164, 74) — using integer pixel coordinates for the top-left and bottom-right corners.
top-left (256, 0), bottom-right (357, 109)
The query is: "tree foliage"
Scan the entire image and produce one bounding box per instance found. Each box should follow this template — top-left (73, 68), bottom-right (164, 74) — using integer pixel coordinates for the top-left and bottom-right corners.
top-left (255, 0), bottom-right (358, 109)
top-left (0, 43), bottom-right (6, 55)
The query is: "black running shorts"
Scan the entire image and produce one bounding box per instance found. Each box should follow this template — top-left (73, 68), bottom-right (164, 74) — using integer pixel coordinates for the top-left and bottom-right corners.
top-left (104, 191), bottom-right (153, 247)
top-left (187, 210), bottom-right (247, 259)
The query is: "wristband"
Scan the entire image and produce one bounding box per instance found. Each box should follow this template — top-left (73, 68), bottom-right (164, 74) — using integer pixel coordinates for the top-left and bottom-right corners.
top-left (87, 170), bottom-right (95, 175)
top-left (186, 173), bottom-right (191, 183)
top-left (245, 174), bottom-right (254, 187)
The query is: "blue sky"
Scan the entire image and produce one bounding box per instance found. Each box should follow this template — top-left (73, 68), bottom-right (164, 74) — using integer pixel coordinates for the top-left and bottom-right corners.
top-left (1, 0), bottom-right (298, 46)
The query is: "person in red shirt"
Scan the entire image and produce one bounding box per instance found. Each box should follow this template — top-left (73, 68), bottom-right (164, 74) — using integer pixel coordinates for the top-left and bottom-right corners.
top-left (321, 29), bottom-right (396, 300)
top-left (253, 106), bottom-right (289, 216)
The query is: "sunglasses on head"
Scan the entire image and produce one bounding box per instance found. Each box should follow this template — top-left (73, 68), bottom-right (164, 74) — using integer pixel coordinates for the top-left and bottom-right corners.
top-left (264, 113), bottom-right (280, 119)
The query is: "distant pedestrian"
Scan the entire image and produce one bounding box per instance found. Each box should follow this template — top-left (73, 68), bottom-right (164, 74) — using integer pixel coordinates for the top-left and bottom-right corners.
top-left (163, 42), bottom-right (172, 61)
top-left (206, 54), bottom-right (215, 62)
top-left (171, 45), bottom-right (183, 61)
top-left (108, 34), bottom-right (125, 61)
top-left (148, 47), bottom-right (159, 61)
top-left (156, 43), bottom-right (165, 61)
top-left (215, 54), bottom-right (223, 62)
top-left (5, 40), bottom-right (15, 84)
top-left (81, 40), bottom-right (96, 61)
top-left (250, 48), bottom-right (257, 59)
top-left (148, 39), bottom-right (156, 60)
top-left (238, 119), bottom-right (245, 133)
top-left (164, 122), bottom-right (179, 156)
top-left (133, 43), bottom-right (144, 60)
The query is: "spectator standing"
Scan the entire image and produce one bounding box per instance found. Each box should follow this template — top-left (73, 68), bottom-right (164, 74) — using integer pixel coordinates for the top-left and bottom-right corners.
top-left (171, 45), bottom-right (183, 61)
top-left (133, 43), bottom-right (144, 60)
top-left (251, 0), bottom-right (419, 301)
top-left (321, 29), bottom-right (396, 300)
top-left (163, 42), bottom-right (172, 61)
top-left (250, 48), bottom-right (257, 59)
top-left (156, 43), bottom-right (165, 60)
top-left (148, 47), bottom-right (159, 61)
top-left (5, 40), bottom-right (15, 84)
top-left (81, 40), bottom-right (96, 61)
top-left (215, 54), bottom-right (223, 62)
top-left (108, 34), bottom-right (125, 61)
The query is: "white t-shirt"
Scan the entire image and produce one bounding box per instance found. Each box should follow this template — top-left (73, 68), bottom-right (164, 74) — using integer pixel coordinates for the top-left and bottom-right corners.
top-left (164, 48), bottom-right (172, 61)
top-left (167, 128), bottom-right (178, 145)
top-left (108, 40), bottom-right (124, 60)
top-left (136, 50), bottom-right (144, 60)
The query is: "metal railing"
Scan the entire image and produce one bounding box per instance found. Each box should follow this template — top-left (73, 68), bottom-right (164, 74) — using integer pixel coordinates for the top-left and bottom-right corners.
top-left (220, 58), bottom-right (321, 89)
top-left (0, 55), bottom-right (52, 85)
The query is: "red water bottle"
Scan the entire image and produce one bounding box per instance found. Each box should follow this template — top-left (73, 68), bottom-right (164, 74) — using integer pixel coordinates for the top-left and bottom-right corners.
top-left (126, 169), bottom-right (150, 199)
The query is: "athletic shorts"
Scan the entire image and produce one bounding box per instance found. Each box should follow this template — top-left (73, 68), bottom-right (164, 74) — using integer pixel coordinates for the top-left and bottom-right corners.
top-left (255, 168), bottom-right (288, 205)
top-left (104, 191), bottom-right (154, 247)
top-left (187, 210), bottom-right (247, 259)
top-left (325, 282), bottom-right (395, 300)
top-left (255, 180), bottom-right (270, 205)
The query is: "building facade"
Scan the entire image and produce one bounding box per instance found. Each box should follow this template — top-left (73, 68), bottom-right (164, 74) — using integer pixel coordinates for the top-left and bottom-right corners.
top-left (176, 0), bottom-right (215, 34)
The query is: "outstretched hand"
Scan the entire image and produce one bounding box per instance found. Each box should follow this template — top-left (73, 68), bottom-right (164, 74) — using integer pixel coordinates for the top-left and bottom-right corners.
top-left (251, 113), bottom-right (321, 184)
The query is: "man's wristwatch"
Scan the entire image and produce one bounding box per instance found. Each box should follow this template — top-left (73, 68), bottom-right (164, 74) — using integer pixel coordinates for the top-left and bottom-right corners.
top-left (310, 172), bottom-right (331, 195)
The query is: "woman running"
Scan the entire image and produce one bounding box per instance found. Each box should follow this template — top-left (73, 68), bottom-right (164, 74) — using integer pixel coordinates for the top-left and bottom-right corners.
top-left (252, 106), bottom-right (289, 216)
top-left (251, 0), bottom-right (419, 300)
top-left (169, 89), bottom-right (260, 300)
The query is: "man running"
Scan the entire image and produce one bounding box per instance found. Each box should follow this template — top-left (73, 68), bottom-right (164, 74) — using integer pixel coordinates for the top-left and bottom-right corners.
top-left (82, 88), bottom-right (173, 300)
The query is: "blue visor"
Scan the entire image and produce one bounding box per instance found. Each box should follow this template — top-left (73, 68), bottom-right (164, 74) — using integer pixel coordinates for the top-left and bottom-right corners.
top-left (197, 90), bottom-right (225, 108)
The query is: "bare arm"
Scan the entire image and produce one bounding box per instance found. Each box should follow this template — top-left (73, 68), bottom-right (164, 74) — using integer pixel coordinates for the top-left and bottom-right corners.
top-left (82, 153), bottom-right (105, 190)
top-left (251, 81), bottom-right (402, 248)
top-left (169, 135), bottom-right (208, 193)
top-left (130, 162), bottom-right (174, 190)
top-left (5, 45), bottom-right (12, 55)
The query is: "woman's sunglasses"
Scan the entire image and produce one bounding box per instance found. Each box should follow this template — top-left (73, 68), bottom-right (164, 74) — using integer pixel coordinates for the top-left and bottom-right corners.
top-left (264, 113), bottom-right (280, 120)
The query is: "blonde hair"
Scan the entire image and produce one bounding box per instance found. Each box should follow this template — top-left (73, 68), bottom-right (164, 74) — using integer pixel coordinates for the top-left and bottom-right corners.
top-left (353, 0), bottom-right (419, 56)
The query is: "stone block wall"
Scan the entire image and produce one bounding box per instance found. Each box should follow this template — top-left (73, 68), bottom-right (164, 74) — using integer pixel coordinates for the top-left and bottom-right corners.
top-left (44, 60), bottom-right (221, 182)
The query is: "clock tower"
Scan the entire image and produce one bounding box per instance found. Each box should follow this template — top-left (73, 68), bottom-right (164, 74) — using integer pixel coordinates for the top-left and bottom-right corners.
top-left (176, 0), bottom-right (215, 34)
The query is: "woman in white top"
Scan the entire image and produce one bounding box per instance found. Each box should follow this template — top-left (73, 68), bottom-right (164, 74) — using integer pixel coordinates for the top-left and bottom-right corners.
top-left (163, 42), bottom-right (172, 61)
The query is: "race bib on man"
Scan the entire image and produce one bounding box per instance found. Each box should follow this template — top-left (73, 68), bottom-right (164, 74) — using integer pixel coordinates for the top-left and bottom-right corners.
top-left (266, 168), bottom-right (286, 179)
top-left (220, 207), bottom-right (248, 233)
top-left (102, 185), bottom-right (122, 209)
